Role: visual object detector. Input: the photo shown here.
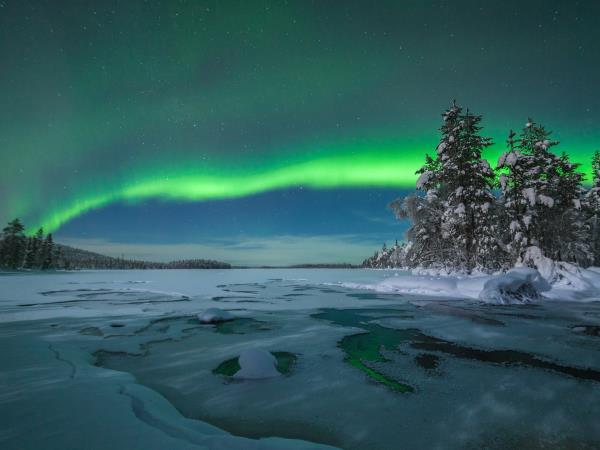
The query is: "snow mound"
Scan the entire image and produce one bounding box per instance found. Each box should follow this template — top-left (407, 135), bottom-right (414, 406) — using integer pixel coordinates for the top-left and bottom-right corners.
top-left (522, 246), bottom-right (594, 289)
top-left (478, 268), bottom-right (551, 304)
top-left (340, 267), bottom-right (574, 304)
top-left (198, 308), bottom-right (234, 324)
top-left (234, 348), bottom-right (281, 379)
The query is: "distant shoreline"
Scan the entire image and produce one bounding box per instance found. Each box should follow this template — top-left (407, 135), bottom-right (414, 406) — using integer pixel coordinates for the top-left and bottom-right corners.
top-left (1, 264), bottom-right (362, 273)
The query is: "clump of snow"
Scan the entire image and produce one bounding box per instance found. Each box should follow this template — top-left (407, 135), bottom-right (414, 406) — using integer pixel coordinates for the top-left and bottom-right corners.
top-left (519, 247), bottom-right (600, 300)
top-left (537, 194), bottom-right (554, 207)
top-left (478, 268), bottom-right (551, 304)
top-left (521, 247), bottom-right (587, 288)
top-left (499, 173), bottom-right (508, 190)
top-left (416, 170), bottom-right (433, 189)
top-left (522, 187), bottom-right (536, 206)
top-left (198, 308), bottom-right (234, 324)
top-left (234, 348), bottom-right (281, 379)
top-left (521, 247), bottom-right (554, 279)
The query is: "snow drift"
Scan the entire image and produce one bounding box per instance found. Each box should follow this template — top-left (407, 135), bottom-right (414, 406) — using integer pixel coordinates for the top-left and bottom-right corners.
top-left (341, 264), bottom-right (600, 304)
top-left (478, 268), bottom-right (551, 304)
top-left (234, 349), bottom-right (281, 379)
top-left (198, 308), bottom-right (234, 324)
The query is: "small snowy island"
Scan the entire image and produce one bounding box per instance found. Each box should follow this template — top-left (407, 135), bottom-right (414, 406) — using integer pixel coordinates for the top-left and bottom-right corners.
top-left (363, 103), bottom-right (600, 303)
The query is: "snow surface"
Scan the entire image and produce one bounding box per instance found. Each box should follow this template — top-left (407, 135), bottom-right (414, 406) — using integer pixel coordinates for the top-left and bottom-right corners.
top-left (478, 268), bottom-right (551, 304)
top-left (1, 268), bottom-right (600, 450)
top-left (340, 264), bottom-right (600, 304)
top-left (234, 349), bottom-right (281, 379)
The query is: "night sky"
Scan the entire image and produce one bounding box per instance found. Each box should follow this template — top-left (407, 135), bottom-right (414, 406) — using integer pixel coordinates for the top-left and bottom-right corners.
top-left (1, 1), bottom-right (599, 265)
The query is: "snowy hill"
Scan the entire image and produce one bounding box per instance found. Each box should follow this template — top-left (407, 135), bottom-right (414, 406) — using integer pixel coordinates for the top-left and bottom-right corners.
top-left (54, 243), bottom-right (231, 270)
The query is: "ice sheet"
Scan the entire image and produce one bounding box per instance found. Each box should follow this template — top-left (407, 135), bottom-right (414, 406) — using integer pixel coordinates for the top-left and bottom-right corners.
top-left (1, 269), bottom-right (600, 449)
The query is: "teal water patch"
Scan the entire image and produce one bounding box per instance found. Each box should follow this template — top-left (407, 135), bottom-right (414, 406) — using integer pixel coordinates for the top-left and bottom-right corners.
top-left (213, 318), bottom-right (272, 335)
top-left (345, 292), bottom-right (402, 301)
top-left (314, 308), bottom-right (600, 388)
top-left (414, 353), bottom-right (440, 371)
top-left (313, 308), bottom-right (415, 393)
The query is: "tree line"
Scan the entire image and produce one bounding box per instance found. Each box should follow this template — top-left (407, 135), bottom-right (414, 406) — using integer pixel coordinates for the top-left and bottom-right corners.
top-left (0, 219), bottom-right (231, 270)
top-left (0, 219), bottom-right (57, 270)
top-left (364, 102), bottom-right (600, 272)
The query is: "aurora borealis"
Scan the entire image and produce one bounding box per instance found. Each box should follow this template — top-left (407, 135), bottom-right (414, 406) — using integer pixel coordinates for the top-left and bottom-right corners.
top-left (1, 1), bottom-right (600, 264)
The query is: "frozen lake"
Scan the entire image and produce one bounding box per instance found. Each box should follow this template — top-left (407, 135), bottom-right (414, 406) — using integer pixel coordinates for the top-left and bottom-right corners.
top-left (1, 269), bottom-right (600, 449)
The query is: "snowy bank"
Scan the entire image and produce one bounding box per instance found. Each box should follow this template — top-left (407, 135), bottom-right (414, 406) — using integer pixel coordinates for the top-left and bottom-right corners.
top-left (478, 268), bottom-right (550, 304)
top-left (341, 265), bottom-right (600, 304)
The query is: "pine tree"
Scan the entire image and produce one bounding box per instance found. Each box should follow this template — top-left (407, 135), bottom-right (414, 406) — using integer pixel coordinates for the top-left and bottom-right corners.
top-left (40, 233), bottom-right (55, 270)
top-left (23, 228), bottom-right (44, 269)
top-left (549, 153), bottom-right (590, 265)
top-left (497, 130), bottom-right (525, 262)
top-left (23, 237), bottom-right (35, 269)
top-left (0, 219), bottom-right (27, 269)
top-left (391, 102), bottom-right (498, 271)
top-left (390, 106), bottom-right (450, 269)
top-left (431, 103), bottom-right (497, 271)
top-left (586, 150), bottom-right (600, 264)
top-left (455, 110), bottom-right (500, 270)
top-left (498, 120), bottom-right (590, 265)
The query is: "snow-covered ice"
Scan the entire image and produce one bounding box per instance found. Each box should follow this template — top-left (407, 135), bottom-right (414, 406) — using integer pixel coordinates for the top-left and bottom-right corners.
top-left (1, 268), bottom-right (600, 449)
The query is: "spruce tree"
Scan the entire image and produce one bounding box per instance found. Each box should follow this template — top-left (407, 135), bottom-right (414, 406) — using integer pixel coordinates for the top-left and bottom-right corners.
top-left (41, 233), bottom-right (55, 270)
top-left (433, 103), bottom-right (497, 271)
top-left (496, 130), bottom-right (533, 265)
top-left (23, 228), bottom-right (44, 269)
top-left (392, 102), bottom-right (498, 271)
top-left (550, 153), bottom-right (590, 265)
top-left (587, 150), bottom-right (600, 264)
top-left (23, 237), bottom-right (35, 269)
top-left (390, 151), bottom-right (447, 268)
top-left (498, 120), bottom-right (589, 265)
top-left (0, 219), bottom-right (27, 269)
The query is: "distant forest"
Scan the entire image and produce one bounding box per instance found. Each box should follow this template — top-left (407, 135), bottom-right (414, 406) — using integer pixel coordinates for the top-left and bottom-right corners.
top-left (0, 219), bottom-right (230, 270)
top-left (365, 102), bottom-right (600, 272)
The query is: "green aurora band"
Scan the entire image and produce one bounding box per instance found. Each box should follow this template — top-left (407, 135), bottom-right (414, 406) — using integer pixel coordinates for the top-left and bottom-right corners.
top-left (2, 2), bottom-right (599, 235)
top-left (30, 137), bottom-right (594, 234)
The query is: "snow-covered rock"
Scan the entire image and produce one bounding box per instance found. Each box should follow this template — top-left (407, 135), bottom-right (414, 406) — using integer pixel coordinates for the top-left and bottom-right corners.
top-left (478, 268), bottom-right (551, 304)
top-left (198, 307), bottom-right (234, 324)
top-left (234, 348), bottom-right (281, 379)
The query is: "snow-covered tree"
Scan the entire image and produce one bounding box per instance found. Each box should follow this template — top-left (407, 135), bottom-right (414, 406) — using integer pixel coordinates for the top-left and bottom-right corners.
top-left (586, 150), bottom-right (600, 264)
top-left (499, 121), bottom-right (554, 261)
top-left (390, 146), bottom-right (449, 269)
top-left (498, 120), bottom-right (590, 266)
top-left (444, 109), bottom-right (499, 270)
top-left (372, 107), bottom-right (596, 272)
top-left (548, 153), bottom-right (590, 265)
top-left (391, 102), bottom-right (499, 271)
top-left (23, 227), bottom-right (44, 269)
top-left (390, 193), bottom-right (447, 268)
top-left (362, 240), bottom-right (405, 268)
top-left (40, 233), bottom-right (55, 270)
top-left (0, 219), bottom-right (27, 269)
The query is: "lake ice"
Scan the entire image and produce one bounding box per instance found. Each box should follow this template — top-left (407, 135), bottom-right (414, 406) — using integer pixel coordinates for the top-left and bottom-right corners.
top-left (1, 269), bottom-right (600, 449)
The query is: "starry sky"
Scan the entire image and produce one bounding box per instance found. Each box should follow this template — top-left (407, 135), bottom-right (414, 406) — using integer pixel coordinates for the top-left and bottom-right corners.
top-left (1, 0), bottom-right (599, 265)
